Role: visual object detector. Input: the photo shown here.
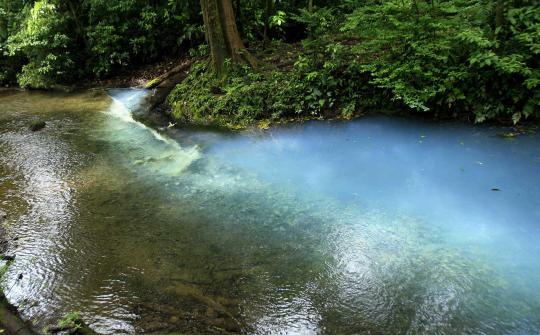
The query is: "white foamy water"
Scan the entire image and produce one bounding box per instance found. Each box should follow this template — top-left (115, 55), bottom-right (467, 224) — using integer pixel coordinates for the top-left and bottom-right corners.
top-left (104, 89), bottom-right (200, 176)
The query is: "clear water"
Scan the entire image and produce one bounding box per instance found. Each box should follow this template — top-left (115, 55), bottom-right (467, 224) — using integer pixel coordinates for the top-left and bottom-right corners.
top-left (0, 89), bottom-right (539, 334)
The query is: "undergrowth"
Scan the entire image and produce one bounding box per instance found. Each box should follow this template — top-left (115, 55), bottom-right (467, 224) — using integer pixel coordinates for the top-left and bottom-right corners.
top-left (168, 40), bottom-right (390, 128)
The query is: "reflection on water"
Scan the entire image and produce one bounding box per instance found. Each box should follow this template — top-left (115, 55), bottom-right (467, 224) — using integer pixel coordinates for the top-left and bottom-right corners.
top-left (0, 89), bottom-right (539, 334)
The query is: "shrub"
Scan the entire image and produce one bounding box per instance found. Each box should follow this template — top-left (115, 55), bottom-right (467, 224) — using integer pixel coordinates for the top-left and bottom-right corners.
top-left (6, 0), bottom-right (77, 88)
top-left (168, 40), bottom-right (387, 128)
top-left (85, 0), bottom-right (203, 77)
top-left (0, 0), bottom-right (26, 84)
top-left (342, 0), bottom-right (540, 122)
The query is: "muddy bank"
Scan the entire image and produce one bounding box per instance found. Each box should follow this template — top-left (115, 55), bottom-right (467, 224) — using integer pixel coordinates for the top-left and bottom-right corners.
top-left (82, 57), bottom-right (191, 90)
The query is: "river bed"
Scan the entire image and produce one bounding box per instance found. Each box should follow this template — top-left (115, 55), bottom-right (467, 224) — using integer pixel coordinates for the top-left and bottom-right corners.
top-left (0, 89), bottom-right (539, 334)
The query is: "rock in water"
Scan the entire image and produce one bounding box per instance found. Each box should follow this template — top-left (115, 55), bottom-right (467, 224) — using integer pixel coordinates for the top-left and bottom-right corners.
top-left (1, 255), bottom-right (15, 262)
top-left (29, 120), bottom-right (46, 131)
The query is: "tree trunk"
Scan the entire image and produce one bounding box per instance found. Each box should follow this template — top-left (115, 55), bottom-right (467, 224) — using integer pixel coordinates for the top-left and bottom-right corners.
top-left (63, 0), bottom-right (87, 49)
top-left (263, 0), bottom-right (273, 49)
top-left (235, 0), bottom-right (243, 36)
top-left (200, 0), bottom-right (256, 77)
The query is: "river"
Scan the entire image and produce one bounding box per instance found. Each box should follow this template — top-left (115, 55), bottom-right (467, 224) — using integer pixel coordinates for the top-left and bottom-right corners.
top-left (0, 89), bottom-right (539, 334)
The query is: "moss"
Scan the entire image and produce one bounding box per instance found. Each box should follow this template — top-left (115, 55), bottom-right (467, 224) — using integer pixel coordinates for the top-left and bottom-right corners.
top-left (58, 311), bottom-right (82, 330)
top-left (144, 76), bottom-right (162, 89)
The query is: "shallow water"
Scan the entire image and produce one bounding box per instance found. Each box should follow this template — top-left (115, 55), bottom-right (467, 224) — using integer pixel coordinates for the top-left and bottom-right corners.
top-left (0, 89), bottom-right (539, 334)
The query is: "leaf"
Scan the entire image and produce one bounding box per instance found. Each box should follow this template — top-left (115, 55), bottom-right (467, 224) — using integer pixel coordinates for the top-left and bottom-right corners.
top-left (512, 112), bottom-right (522, 124)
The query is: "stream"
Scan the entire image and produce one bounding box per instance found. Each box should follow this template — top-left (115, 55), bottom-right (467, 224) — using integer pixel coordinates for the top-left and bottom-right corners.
top-left (0, 88), bottom-right (539, 334)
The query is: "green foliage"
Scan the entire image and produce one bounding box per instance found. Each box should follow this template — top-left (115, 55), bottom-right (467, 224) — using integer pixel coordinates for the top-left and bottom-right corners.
top-left (85, 0), bottom-right (203, 77)
top-left (0, 263), bottom-right (9, 280)
top-left (0, 0), bottom-right (27, 84)
top-left (342, 0), bottom-right (540, 122)
top-left (291, 7), bottom-right (339, 37)
top-left (58, 311), bottom-right (82, 331)
top-left (169, 61), bottom-right (270, 127)
top-left (6, 1), bottom-right (77, 88)
top-left (168, 41), bottom-right (385, 127)
top-left (0, 0), bottom-right (203, 87)
top-left (234, 0), bottom-right (348, 42)
top-left (0, 0), bottom-right (537, 124)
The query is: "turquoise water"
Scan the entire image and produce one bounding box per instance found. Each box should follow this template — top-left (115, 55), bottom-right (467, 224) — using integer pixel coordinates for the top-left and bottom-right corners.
top-left (0, 89), bottom-right (539, 334)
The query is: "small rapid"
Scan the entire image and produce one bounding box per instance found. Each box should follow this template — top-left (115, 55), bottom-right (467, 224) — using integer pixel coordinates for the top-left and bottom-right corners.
top-left (105, 89), bottom-right (200, 176)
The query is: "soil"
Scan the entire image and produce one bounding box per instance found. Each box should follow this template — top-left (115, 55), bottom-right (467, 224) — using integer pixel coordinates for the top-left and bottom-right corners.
top-left (80, 56), bottom-right (192, 89)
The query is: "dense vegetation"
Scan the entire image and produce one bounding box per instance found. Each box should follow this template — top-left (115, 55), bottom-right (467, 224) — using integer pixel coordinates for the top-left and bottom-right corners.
top-left (1, 0), bottom-right (539, 125)
top-left (0, 0), bottom-right (202, 87)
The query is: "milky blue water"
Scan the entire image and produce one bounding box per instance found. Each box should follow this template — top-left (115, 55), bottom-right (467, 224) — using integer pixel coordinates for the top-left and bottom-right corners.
top-left (1, 89), bottom-right (539, 334)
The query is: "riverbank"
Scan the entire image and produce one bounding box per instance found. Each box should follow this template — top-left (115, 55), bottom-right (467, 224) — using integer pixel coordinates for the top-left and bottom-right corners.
top-left (2, 53), bottom-right (537, 136)
top-left (0, 211), bottom-right (35, 335)
top-left (165, 41), bottom-right (539, 130)
top-left (2, 38), bottom-right (538, 131)
top-left (82, 57), bottom-right (188, 90)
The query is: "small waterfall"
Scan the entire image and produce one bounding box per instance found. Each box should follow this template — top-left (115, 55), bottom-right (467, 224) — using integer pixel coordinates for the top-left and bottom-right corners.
top-left (106, 89), bottom-right (200, 175)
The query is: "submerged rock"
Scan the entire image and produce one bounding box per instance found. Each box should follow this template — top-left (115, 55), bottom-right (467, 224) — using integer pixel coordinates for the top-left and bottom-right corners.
top-left (29, 120), bottom-right (46, 132)
top-left (138, 320), bottom-right (170, 333)
top-left (1, 255), bottom-right (15, 262)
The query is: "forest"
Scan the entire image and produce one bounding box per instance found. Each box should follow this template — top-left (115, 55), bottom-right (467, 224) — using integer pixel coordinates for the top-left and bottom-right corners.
top-left (1, 0), bottom-right (539, 126)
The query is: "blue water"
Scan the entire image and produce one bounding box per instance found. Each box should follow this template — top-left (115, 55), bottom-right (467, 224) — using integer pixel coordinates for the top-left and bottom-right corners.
top-left (1, 89), bottom-right (539, 334)
top-left (169, 113), bottom-right (540, 334)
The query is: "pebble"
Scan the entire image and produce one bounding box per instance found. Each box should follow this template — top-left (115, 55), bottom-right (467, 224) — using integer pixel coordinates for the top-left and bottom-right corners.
top-left (29, 120), bottom-right (46, 132)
